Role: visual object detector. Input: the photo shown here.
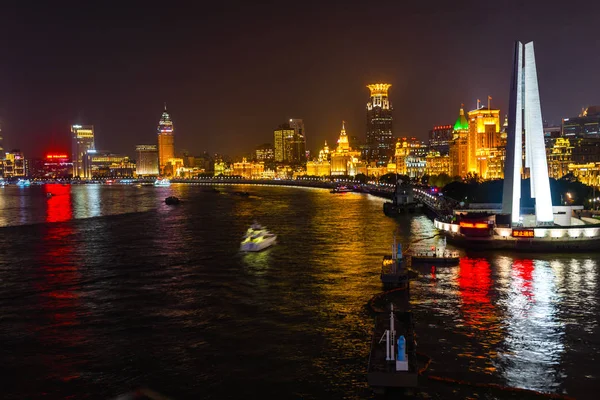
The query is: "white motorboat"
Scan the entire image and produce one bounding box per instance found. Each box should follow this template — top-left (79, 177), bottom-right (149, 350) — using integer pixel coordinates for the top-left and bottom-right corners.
top-left (154, 178), bottom-right (171, 187)
top-left (240, 223), bottom-right (277, 252)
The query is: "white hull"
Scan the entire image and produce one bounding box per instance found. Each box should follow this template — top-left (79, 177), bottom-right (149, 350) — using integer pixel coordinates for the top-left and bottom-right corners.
top-left (240, 235), bottom-right (277, 252)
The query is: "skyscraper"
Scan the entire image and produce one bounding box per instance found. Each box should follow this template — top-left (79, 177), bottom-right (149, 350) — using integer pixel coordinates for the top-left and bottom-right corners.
top-left (157, 104), bottom-right (174, 175)
top-left (288, 118), bottom-right (307, 163)
top-left (273, 123), bottom-right (295, 162)
top-left (366, 83), bottom-right (393, 163)
top-left (135, 144), bottom-right (159, 176)
top-left (502, 41), bottom-right (553, 225)
top-left (71, 124), bottom-right (95, 178)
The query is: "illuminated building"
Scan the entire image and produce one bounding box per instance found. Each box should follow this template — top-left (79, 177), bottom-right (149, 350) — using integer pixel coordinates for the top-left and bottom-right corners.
top-left (71, 124), bottom-right (95, 178)
top-left (157, 104), bottom-right (174, 175)
top-left (0, 122), bottom-right (4, 176)
top-left (425, 151), bottom-right (451, 177)
top-left (273, 123), bottom-right (295, 162)
top-left (366, 83), bottom-right (393, 163)
top-left (135, 144), bottom-right (159, 176)
top-left (38, 153), bottom-right (72, 178)
top-left (330, 121), bottom-right (362, 176)
top-left (502, 41), bottom-right (553, 225)
top-left (467, 101), bottom-right (501, 178)
top-left (562, 106), bottom-right (600, 137)
top-left (392, 137), bottom-right (427, 178)
top-left (214, 160), bottom-right (232, 176)
top-left (547, 138), bottom-right (573, 179)
top-left (449, 105), bottom-right (469, 178)
top-left (255, 143), bottom-right (274, 162)
top-left (568, 162), bottom-right (600, 187)
top-left (4, 149), bottom-right (26, 177)
top-left (84, 151), bottom-right (135, 178)
top-left (233, 158), bottom-right (265, 179)
top-left (306, 140), bottom-right (331, 176)
top-left (428, 125), bottom-right (453, 155)
top-left (165, 157), bottom-right (184, 177)
top-left (288, 119), bottom-right (307, 163)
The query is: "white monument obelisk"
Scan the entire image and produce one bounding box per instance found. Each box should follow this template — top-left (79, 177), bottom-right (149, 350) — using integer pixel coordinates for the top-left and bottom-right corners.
top-left (502, 41), bottom-right (554, 226)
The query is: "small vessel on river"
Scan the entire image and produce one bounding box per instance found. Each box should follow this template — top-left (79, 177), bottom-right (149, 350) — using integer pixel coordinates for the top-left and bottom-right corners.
top-left (330, 185), bottom-right (353, 193)
top-left (240, 223), bottom-right (277, 252)
top-left (381, 236), bottom-right (409, 289)
top-left (410, 237), bottom-right (460, 265)
top-left (153, 178), bottom-right (171, 187)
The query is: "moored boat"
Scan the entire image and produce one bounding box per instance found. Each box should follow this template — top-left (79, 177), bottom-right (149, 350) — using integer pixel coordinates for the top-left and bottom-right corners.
top-left (410, 237), bottom-right (459, 265)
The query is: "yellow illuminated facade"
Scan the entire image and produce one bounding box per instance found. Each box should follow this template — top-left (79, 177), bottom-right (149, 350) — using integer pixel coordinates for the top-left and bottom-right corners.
top-left (84, 152), bottom-right (135, 177)
top-left (233, 158), bottom-right (265, 179)
top-left (393, 137), bottom-right (427, 178)
top-left (307, 140), bottom-right (332, 176)
top-left (330, 121), bottom-right (362, 176)
top-left (425, 151), bottom-right (451, 177)
top-left (568, 162), bottom-right (600, 187)
top-left (468, 105), bottom-right (501, 178)
top-left (449, 105), bottom-right (469, 178)
top-left (548, 137), bottom-right (573, 179)
top-left (71, 124), bottom-right (95, 178)
top-left (3, 150), bottom-right (26, 177)
top-left (157, 105), bottom-right (175, 176)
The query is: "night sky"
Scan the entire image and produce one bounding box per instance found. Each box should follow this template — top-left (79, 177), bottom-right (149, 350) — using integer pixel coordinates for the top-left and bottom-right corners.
top-left (1, 1), bottom-right (599, 159)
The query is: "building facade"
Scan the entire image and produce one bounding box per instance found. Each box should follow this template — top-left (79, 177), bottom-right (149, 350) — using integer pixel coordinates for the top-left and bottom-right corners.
top-left (135, 144), bottom-right (159, 176)
top-left (449, 105), bottom-right (469, 178)
top-left (425, 151), bottom-right (451, 177)
top-left (547, 137), bottom-right (573, 179)
top-left (330, 122), bottom-right (362, 176)
top-left (232, 158), bottom-right (265, 179)
top-left (157, 105), bottom-right (174, 175)
top-left (428, 125), bottom-right (453, 155)
top-left (562, 106), bottom-right (600, 137)
top-left (467, 104), bottom-right (501, 179)
top-left (288, 118), bottom-right (307, 163)
top-left (84, 151), bottom-right (135, 178)
top-left (273, 123), bottom-right (295, 163)
top-left (255, 143), bottom-right (275, 162)
top-left (365, 83), bottom-right (393, 163)
top-left (3, 149), bottom-right (26, 177)
top-left (71, 124), bottom-right (95, 178)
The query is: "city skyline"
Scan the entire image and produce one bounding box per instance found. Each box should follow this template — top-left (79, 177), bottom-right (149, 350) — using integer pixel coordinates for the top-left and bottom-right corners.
top-left (1, 2), bottom-right (600, 158)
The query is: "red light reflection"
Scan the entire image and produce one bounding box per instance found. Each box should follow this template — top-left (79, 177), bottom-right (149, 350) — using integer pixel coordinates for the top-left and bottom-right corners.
top-left (35, 185), bottom-right (82, 382)
top-left (45, 184), bottom-right (72, 223)
top-left (512, 259), bottom-right (534, 301)
top-left (457, 258), bottom-right (493, 328)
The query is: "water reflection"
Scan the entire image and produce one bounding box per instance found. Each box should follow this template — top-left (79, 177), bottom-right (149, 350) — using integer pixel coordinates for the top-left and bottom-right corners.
top-left (35, 211), bottom-right (83, 385)
top-left (45, 184), bottom-right (72, 223)
top-left (72, 184), bottom-right (101, 219)
top-left (500, 259), bottom-right (564, 393)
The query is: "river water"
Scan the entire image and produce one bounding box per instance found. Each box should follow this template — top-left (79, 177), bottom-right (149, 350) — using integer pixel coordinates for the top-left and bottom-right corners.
top-left (0, 184), bottom-right (597, 399)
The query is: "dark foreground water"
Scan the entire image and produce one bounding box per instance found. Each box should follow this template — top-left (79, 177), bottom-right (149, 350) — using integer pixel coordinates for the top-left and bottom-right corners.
top-left (0, 184), bottom-right (598, 399)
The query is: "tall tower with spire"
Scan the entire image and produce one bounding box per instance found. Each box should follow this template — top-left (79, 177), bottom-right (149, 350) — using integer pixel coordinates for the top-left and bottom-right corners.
top-left (366, 83), bottom-right (393, 163)
top-left (157, 103), bottom-right (175, 176)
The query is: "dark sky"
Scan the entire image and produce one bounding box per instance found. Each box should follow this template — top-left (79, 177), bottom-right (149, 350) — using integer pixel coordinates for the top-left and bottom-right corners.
top-left (1, 1), bottom-right (599, 159)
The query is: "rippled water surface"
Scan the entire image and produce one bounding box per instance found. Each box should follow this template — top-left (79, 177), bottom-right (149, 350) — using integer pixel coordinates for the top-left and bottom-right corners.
top-left (0, 184), bottom-right (598, 399)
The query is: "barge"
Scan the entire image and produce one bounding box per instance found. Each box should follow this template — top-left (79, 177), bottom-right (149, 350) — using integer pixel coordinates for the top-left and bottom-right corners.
top-left (367, 304), bottom-right (418, 395)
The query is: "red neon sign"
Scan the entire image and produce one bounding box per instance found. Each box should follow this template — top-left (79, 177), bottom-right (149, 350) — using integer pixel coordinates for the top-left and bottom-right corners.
top-left (47, 154), bottom-right (68, 159)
